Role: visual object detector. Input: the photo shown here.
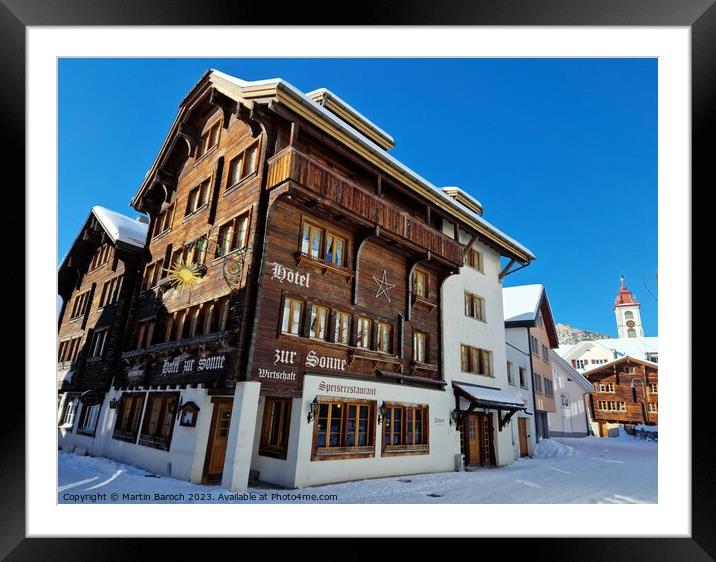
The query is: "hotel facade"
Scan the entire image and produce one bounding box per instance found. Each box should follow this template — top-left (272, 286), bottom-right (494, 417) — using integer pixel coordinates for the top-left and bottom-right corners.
top-left (57, 70), bottom-right (537, 490)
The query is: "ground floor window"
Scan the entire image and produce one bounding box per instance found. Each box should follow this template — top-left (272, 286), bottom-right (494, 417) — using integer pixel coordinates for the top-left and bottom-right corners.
top-left (139, 392), bottom-right (179, 450)
top-left (113, 392), bottom-right (146, 443)
top-left (312, 399), bottom-right (375, 460)
top-left (259, 397), bottom-right (292, 459)
top-left (382, 402), bottom-right (429, 455)
top-left (59, 395), bottom-right (78, 428)
top-left (77, 403), bottom-right (101, 436)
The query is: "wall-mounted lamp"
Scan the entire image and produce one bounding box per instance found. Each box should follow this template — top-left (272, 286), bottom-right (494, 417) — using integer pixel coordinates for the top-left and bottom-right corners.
top-left (109, 398), bottom-right (119, 410)
top-left (449, 409), bottom-right (459, 427)
top-left (378, 403), bottom-right (387, 425)
top-left (307, 397), bottom-right (320, 423)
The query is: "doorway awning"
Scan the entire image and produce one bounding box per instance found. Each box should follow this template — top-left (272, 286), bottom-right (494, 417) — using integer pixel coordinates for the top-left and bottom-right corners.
top-left (452, 382), bottom-right (527, 430)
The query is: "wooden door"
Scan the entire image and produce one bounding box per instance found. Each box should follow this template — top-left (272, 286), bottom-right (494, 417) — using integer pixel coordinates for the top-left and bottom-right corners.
top-left (518, 418), bottom-right (529, 457)
top-left (480, 413), bottom-right (495, 466)
top-left (465, 414), bottom-right (481, 466)
top-left (204, 400), bottom-right (233, 481)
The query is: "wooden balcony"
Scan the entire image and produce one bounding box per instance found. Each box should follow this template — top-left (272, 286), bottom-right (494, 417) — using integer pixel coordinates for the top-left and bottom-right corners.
top-left (266, 147), bottom-right (464, 267)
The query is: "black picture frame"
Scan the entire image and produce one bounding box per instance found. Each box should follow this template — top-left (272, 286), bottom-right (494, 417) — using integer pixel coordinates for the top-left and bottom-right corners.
top-left (9, 0), bottom-right (711, 559)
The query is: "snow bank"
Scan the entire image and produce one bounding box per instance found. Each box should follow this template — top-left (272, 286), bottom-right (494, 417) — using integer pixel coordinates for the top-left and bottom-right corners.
top-left (533, 439), bottom-right (575, 458)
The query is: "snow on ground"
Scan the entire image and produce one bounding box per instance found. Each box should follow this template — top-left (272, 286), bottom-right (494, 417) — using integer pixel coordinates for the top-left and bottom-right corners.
top-left (58, 436), bottom-right (657, 504)
top-left (533, 439), bottom-right (575, 458)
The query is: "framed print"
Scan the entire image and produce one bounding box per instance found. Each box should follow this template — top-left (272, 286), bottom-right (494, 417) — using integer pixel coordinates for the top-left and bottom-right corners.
top-left (9, 0), bottom-right (715, 559)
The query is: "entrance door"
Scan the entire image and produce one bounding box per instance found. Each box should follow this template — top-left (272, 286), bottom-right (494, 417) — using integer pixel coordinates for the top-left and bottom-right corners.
top-left (562, 415), bottom-right (572, 434)
top-left (518, 418), bottom-right (529, 457)
top-left (204, 399), bottom-right (233, 482)
top-left (465, 414), bottom-right (482, 466)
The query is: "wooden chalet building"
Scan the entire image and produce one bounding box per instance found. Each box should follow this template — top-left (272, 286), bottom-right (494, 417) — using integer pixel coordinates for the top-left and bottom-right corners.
top-left (583, 356), bottom-right (658, 437)
top-left (75, 69), bottom-right (534, 490)
top-left (57, 207), bottom-right (148, 452)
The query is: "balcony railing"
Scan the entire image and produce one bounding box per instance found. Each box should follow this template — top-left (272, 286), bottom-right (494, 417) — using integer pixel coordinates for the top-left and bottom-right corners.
top-left (266, 147), bottom-right (464, 266)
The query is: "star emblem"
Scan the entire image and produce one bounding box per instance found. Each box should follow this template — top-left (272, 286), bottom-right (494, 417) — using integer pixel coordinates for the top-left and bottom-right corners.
top-left (372, 270), bottom-right (396, 303)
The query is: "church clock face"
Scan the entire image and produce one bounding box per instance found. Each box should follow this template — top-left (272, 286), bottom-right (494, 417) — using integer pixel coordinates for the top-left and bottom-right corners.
top-left (626, 320), bottom-right (636, 328)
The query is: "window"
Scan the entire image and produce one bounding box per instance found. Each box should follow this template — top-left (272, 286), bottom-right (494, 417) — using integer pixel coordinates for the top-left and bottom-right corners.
top-left (77, 403), bottom-right (100, 435)
top-left (413, 270), bottom-right (428, 298)
top-left (413, 331), bottom-right (428, 363)
top-left (627, 328), bottom-right (637, 338)
top-left (325, 232), bottom-right (346, 267)
top-left (281, 297), bottom-right (303, 335)
top-left (58, 335), bottom-right (83, 364)
top-left (113, 392), bottom-right (146, 443)
top-left (357, 317), bottom-right (372, 348)
top-left (133, 319), bottom-right (156, 350)
top-left (185, 178), bottom-right (211, 216)
top-left (624, 311), bottom-right (634, 320)
top-left (460, 344), bottom-right (492, 375)
top-left (542, 345), bottom-right (550, 362)
top-left (60, 396), bottom-right (77, 427)
top-left (333, 310), bottom-right (352, 345)
top-left (648, 402), bottom-right (658, 413)
top-left (153, 204), bottom-right (175, 238)
top-left (649, 383), bottom-right (658, 394)
top-left (597, 383), bottom-right (615, 393)
top-left (383, 403), bottom-right (429, 453)
top-left (560, 393), bottom-right (569, 408)
top-left (575, 359), bottom-right (587, 369)
top-left (544, 378), bottom-right (554, 397)
top-left (530, 335), bottom-right (540, 356)
top-left (507, 362), bottom-right (514, 385)
top-left (519, 367), bottom-right (527, 388)
top-left (259, 397), bottom-right (292, 459)
top-left (70, 291), bottom-right (91, 319)
top-left (598, 401), bottom-right (626, 412)
top-left (89, 243), bottom-right (112, 270)
top-left (139, 392), bottom-right (179, 450)
top-left (89, 328), bottom-right (109, 358)
top-left (142, 260), bottom-right (163, 291)
top-left (215, 213), bottom-right (249, 258)
top-left (197, 122), bottom-right (220, 159)
top-left (534, 373), bottom-right (543, 394)
top-left (313, 400), bottom-right (375, 458)
top-left (465, 248), bottom-right (483, 272)
top-left (645, 352), bottom-right (658, 363)
top-left (464, 292), bottom-right (485, 321)
top-left (591, 359), bottom-right (607, 365)
top-left (308, 305), bottom-right (328, 340)
top-left (99, 275), bottom-right (124, 308)
top-left (301, 222), bottom-right (323, 259)
top-left (377, 321), bottom-right (392, 354)
top-left (227, 142), bottom-right (259, 188)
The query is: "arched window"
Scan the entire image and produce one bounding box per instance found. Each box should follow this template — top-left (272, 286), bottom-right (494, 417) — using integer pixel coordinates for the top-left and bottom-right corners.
top-left (624, 311), bottom-right (634, 320)
top-left (627, 328), bottom-right (637, 338)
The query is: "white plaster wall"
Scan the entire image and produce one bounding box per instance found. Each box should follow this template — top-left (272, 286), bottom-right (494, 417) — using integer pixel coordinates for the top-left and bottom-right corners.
top-left (87, 387), bottom-right (216, 483)
top-left (441, 237), bottom-right (520, 467)
top-left (505, 327), bottom-right (537, 457)
top-left (547, 362), bottom-right (591, 437)
top-left (564, 344), bottom-right (615, 373)
top-left (290, 375), bottom-right (459, 488)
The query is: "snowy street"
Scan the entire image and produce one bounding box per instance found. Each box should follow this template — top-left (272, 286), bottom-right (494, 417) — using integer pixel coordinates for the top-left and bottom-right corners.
top-left (58, 436), bottom-right (656, 504)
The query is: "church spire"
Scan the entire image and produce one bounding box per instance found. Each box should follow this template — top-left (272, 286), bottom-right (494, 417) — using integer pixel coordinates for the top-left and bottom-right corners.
top-left (613, 275), bottom-right (643, 338)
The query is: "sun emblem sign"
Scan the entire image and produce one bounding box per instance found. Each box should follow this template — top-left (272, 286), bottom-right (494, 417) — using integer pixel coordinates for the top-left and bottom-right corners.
top-left (372, 270), bottom-right (396, 303)
top-left (166, 258), bottom-right (203, 292)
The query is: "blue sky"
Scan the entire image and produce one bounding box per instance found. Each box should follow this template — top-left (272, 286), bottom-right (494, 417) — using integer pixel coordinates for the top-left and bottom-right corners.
top-left (58, 58), bottom-right (657, 337)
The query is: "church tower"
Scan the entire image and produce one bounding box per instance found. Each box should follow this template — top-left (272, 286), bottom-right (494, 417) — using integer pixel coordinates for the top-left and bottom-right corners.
top-left (614, 275), bottom-right (644, 338)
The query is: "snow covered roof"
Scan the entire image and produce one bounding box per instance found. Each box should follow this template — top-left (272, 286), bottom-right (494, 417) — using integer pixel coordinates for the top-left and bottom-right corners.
top-left (134, 69), bottom-right (534, 263)
top-left (557, 337), bottom-right (658, 363)
top-left (582, 355), bottom-right (659, 379)
top-left (502, 284), bottom-right (545, 323)
top-left (453, 382), bottom-right (526, 409)
top-left (550, 350), bottom-right (594, 393)
top-left (442, 186), bottom-right (483, 216)
top-left (306, 87), bottom-right (395, 150)
top-left (92, 206), bottom-right (149, 249)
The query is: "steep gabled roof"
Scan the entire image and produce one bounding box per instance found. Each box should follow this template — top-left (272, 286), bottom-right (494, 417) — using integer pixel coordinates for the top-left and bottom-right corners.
top-left (131, 69), bottom-right (535, 264)
top-left (550, 350), bottom-right (594, 393)
top-left (502, 284), bottom-right (559, 347)
top-left (582, 355), bottom-right (659, 381)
